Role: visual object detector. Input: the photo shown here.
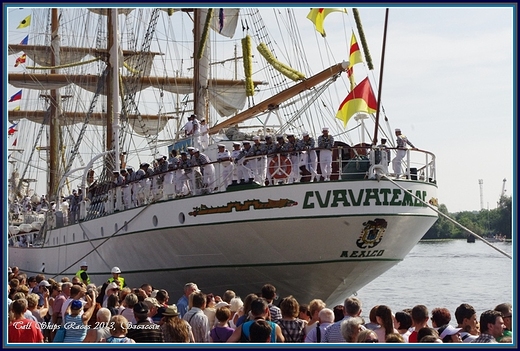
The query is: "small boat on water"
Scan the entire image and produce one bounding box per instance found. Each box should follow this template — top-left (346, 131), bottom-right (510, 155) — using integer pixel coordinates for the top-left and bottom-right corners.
top-left (467, 234), bottom-right (476, 243)
top-left (7, 7), bottom-right (438, 306)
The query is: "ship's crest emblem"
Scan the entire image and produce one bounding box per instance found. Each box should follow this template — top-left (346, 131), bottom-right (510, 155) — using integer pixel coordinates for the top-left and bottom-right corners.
top-left (356, 218), bottom-right (387, 249)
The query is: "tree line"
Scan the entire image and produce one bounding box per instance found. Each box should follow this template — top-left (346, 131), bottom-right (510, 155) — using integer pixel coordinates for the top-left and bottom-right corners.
top-left (423, 195), bottom-right (512, 240)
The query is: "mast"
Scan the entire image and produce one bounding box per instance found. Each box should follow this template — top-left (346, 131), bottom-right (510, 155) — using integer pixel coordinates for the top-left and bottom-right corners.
top-left (49, 8), bottom-right (60, 201)
top-left (193, 8), bottom-right (210, 121)
top-left (108, 8), bottom-right (120, 172)
top-left (372, 8), bottom-right (389, 145)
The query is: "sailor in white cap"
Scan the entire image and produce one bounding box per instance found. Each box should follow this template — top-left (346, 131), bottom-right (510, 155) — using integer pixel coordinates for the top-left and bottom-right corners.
top-left (199, 118), bottom-right (209, 150)
top-left (285, 133), bottom-right (301, 183)
top-left (318, 127), bottom-right (334, 181)
top-left (392, 128), bottom-right (416, 178)
top-left (264, 135), bottom-right (278, 185)
top-left (230, 142), bottom-right (243, 184)
top-left (297, 131), bottom-right (319, 182)
top-left (252, 136), bottom-right (267, 184)
top-left (217, 143), bottom-right (233, 187)
top-left (192, 148), bottom-right (216, 193)
top-left (235, 141), bottom-right (255, 183)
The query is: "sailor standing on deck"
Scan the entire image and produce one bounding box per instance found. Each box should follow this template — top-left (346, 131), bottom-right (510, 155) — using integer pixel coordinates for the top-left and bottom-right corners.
top-left (217, 144), bottom-right (233, 187)
top-left (391, 128), bottom-right (416, 178)
top-left (318, 127), bottom-right (334, 181)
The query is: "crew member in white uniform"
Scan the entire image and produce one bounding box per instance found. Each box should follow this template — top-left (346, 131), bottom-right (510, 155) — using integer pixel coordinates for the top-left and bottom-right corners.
top-left (317, 127), bottom-right (334, 181)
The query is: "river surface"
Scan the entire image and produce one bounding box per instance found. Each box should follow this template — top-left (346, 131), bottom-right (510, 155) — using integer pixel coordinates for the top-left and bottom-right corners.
top-left (355, 239), bottom-right (513, 321)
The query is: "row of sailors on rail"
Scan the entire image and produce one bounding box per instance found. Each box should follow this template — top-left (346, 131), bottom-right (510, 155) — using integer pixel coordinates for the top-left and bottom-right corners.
top-left (107, 130), bottom-right (335, 210)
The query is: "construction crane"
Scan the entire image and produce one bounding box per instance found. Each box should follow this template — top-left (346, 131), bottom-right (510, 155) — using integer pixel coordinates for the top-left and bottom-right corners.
top-left (497, 178), bottom-right (507, 208)
top-left (479, 179), bottom-right (484, 210)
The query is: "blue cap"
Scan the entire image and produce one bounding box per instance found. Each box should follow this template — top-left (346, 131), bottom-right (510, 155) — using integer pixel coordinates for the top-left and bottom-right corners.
top-left (71, 300), bottom-right (83, 310)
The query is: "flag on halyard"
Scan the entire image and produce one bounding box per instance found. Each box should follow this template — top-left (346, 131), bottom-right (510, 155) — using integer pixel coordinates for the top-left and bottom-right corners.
top-left (14, 54), bottom-right (27, 67)
top-left (13, 106), bottom-right (21, 111)
top-left (8, 123), bottom-right (19, 135)
top-left (347, 32), bottom-right (363, 90)
top-left (17, 15), bottom-right (31, 29)
top-left (20, 35), bottom-right (29, 45)
top-left (9, 90), bottom-right (22, 102)
top-left (12, 138), bottom-right (18, 147)
top-left (306, 8), bottom-right (347, 37)
top-left (336, 77), bottom-right (377, 127)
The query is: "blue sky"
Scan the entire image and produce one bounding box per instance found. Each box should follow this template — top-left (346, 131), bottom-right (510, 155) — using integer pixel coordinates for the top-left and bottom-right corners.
top-left (5, 5), bottom-right (515, 213)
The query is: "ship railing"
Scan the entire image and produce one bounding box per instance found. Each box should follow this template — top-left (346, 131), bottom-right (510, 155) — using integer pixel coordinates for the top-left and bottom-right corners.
top-left (70, 146), bottom-right (436, 223)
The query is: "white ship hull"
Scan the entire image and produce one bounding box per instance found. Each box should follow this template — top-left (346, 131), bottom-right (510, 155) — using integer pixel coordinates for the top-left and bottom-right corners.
top-left (8, 178), bottom-right (437, 306)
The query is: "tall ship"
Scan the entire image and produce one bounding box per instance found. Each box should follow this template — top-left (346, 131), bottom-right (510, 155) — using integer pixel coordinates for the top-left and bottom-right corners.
top-left (7, 7), bottom-right (438, 307)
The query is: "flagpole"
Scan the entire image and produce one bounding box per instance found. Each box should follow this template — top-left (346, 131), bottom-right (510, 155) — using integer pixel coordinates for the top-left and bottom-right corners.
top-left (372, 8), bottom-right (389, 145)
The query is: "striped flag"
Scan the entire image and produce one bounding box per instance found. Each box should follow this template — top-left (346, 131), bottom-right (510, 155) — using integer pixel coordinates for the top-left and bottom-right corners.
top-left (9, 90), bottom-right (22, 102)
top-left (8, 123), bottom-right (19, 135)
top-left (15, 54), bottom-right (27, 67)
top-left (20, 35), bottom-right (29, 45)
top-left (17, 15), bottom-right (31, 29)
top-left (306, 8), bottom-right (347, 37)
top-left (347, 33), bottom-right (363, 90)
top-left (336, 77), bottom-right (377, 127)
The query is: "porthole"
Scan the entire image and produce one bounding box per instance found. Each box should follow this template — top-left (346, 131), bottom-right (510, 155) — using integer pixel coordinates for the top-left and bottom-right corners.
top-left (179, 212), bottom-right (185, 224)
top-left (152, 215), bottom-right (158, 227)
top-left (123, 221), bottom-right (128, 231)
top-left (101, 227), bottom-right (104, 237)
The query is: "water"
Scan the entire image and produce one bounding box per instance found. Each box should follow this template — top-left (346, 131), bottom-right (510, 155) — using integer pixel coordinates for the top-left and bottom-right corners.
top-left (355, 239), bottom-right (513, 321)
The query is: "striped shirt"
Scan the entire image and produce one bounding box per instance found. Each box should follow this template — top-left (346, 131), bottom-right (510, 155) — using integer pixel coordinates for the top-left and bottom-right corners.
top-left (183, 307), bottom-right (210, 342)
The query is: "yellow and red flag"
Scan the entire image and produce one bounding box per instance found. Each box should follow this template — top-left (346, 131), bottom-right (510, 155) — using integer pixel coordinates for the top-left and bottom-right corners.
top-left (306, 8), bottom-right (347, 37)
top-left (336, 77), bottom-right (377, 127)
top-left (347, 33), bottom-right (363, 90)
top-left (14, 54), bottom-right (27, 67)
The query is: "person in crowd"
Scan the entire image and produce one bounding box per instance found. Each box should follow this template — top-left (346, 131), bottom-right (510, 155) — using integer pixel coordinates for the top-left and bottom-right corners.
top-left (395, 310), bottom-right (413, 342)
top-left (317, 127), bottom-right (334, 181)
top-left (363, 305), bottom-right (380, 331)
top-left (210, 306), bottom-right (234, 342)
top-left (420, 335), bottom-right (443, 343)
top-left (222, 290), bottom-right (236, 304)
top-left (304, 298), bottom-right (326, 335)
top-left (235, 293), bottom-right (257, 327)
top-left (82, 307), bottom-right (112, 342)
top-left (249, 319), bottom-right (273, 342)
top-left (261, 284), bottom-right (281, 322)
top-left (299, 304), bottom-right (311, 324)
top-left (160, 304), bottom-right (194, 342)
top-left (356, 329), bottom-right (379, 343)
top-left (374, 305), bottom-right (399, 342)
top-left (332, 305), bottom-right (345, 322)
top-left (63, 292), bottom-right (97, 342)
top-left (182, 291), bottom-right (210, 342)
top-left (297, 131), bottom-right (319, 182)
top-left (472, 310), bottom-right (505, 343)
top-left (431, 307), bottom-right (451, 329)
top-left (8, 299), bottom-right (44, 342)
top-left (386, 332), bottom-right (405, 342)
top-left (226, 297), bottom-right (284, 343)
top-left (391, 128), bottom-right (416, 178)
top-left (177, 282), bottom-right (200, 318)
top-left (305, 307), bottom-right (334, 343)
top-left (408, 304), bottom-right (429, 342)
top-left (203, 293), bottom-right (217, 327)
top-left (275, 295), bottom-right (307, 342)
top-left (341, 316), bottom-right (364, 342)
top-left (438, 324), bottom-right (463, 343)
top-left (127, 301), bottom-right (164, 342)
top-left (228, 296), bottom-right (244, 329)
top-left (417, 327), bottom-right (439, 343)
top-left (494, 303), bottom-right (512, 341)
top-left (102, 315), bottom-right (135, 343)
top-left (455, 303), bottom-right (479, 342)
top-left (323, 296), bottom-right (362, 343)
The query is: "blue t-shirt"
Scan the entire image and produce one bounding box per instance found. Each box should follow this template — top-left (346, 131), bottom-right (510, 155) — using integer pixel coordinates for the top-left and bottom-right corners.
top-left (242, 320), bottom-right (277, 342)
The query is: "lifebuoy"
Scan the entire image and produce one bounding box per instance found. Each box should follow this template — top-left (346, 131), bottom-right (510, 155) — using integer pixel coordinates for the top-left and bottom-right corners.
top-left (268, 156), bottom-right (292, 179)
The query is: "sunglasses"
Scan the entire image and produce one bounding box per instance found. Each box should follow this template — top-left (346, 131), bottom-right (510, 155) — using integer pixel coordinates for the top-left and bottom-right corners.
top-left (364, 339), bottom-right (379, 343)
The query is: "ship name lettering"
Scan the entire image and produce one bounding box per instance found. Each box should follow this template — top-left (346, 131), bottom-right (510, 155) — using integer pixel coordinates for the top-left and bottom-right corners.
top-left (340, 250), bottom-right (385, 258)
top-left (303, 188), bottom-right (427, 209)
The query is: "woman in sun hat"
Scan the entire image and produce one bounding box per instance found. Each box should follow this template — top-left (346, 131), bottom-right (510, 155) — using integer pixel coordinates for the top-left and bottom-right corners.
top-left (160, 304), bottom-right (194, 342)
